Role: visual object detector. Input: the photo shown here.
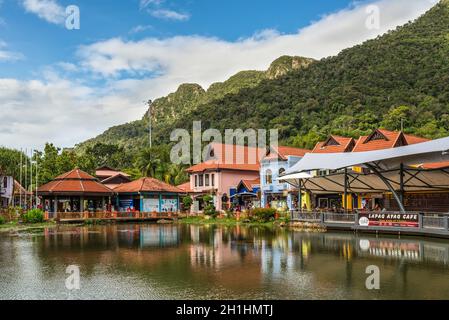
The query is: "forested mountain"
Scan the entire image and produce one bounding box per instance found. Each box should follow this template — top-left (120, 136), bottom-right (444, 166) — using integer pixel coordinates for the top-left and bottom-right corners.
top-left (78, 0), bottom-right (449, 152)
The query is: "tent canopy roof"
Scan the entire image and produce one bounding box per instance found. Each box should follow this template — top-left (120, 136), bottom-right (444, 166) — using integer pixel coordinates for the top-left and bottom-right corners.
top-left (285, 136), bottom-right (449, 174)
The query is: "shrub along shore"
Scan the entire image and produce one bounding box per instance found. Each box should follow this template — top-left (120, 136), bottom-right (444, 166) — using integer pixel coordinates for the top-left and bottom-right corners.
top-left (0, 208), bottom-right (56, 232)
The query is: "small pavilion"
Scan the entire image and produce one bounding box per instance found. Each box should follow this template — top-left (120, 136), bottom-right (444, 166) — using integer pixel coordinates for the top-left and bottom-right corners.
top-left (114, 177), bottom-right (183, 213)
top-left (38, 169), bottom-right (114, 218)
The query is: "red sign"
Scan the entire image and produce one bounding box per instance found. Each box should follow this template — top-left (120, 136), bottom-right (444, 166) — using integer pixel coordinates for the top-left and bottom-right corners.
top-left (358, 213), bottom-right (419, 228)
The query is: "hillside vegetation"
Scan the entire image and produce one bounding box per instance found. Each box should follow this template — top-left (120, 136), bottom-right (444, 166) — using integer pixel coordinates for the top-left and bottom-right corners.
top-left (77, 1), bottom-right (448, 152)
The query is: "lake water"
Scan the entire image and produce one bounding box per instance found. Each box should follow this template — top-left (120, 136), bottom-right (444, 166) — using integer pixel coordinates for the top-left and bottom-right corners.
top-left (1, 223), bottom-right (449, 300)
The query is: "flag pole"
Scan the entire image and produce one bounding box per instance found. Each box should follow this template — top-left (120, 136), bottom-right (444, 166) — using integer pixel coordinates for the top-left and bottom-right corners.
top-left (19, 149), bottom-right (22, 209)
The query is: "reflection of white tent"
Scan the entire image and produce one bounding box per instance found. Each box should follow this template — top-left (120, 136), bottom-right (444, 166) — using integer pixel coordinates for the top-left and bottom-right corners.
top-left (280, 136), bottom-right (449, 213)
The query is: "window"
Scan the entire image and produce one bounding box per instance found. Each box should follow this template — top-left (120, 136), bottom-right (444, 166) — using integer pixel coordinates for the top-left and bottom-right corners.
top-left (194, 175), bottom-right (198, 187)
top-left (211, 174), bottom-right (215, 187)
top-left (265, 169), bottom-right (273, 184)
top-left (199, 174), bottom-right (204, 187)
top-left (3, 177), bottom-right (7, 189)
top-left (205, 174), bottom-right (210, 186)
top-left (279, 168), bottom-right (286, 176)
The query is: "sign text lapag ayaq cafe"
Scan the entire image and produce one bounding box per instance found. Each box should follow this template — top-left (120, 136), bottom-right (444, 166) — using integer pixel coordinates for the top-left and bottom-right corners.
top-left (358, 212), bottom-right (419, 228)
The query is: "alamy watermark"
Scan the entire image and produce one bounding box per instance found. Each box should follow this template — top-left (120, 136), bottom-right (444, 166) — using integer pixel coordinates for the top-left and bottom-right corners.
top-left (65, 5), bottom-right (80, 30)
top-left (365, 5), bottom-right (380, 30)
top-left (65, 265), bottom-right (81, 290)
top-left (365, 265), bottom-right (380, 290)
top-left (170, 121), bottom-right (279, 165)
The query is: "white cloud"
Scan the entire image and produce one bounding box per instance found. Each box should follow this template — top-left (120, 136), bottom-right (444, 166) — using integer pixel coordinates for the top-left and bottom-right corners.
top-left (0, 0), bottom-right (437, 149)
top-left (21, 0), bottom-right (65, 25)
top-left (129, 24), bottom-right (154, 34)
top-left (0, 41), bottom-right (24, 62)
top-left (149, 9), bottom-right (190, 21)
top-left (140, 0), bottom-right (164, 9)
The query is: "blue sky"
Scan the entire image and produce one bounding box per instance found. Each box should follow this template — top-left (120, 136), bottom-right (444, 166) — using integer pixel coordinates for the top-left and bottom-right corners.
top-left (0, 0), bottom-right (353, 79)
top-left (0, 0), bottom-right (438, 149)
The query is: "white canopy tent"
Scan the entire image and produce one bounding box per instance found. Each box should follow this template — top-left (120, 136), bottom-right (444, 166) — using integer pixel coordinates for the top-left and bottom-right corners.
top-left (284, 136), bottom-right (449, 174)
top-left (279, 136), bottom-right (449, 213)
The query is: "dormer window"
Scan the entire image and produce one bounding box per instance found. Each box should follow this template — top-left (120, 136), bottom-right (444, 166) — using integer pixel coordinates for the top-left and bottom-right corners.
top-left (322, 136), bottom-right (340, 148)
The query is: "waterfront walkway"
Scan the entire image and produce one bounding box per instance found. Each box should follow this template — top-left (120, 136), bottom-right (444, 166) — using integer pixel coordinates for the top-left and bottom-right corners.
top-left (292, 211), bottom-right (449, 238)
top-left (51, 211), bottom-right (179, 223)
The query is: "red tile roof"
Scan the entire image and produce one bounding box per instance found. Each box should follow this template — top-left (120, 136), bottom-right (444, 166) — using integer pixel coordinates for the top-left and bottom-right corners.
top-left (13, 180), bottom-right (31, 196)
top-left (312, 136), bottom-right (355, 153)
top-left (96, 167), bottom-right (130, 179)
top-left (264, 146), bottom-right (311, 160)
top-left (419, 162), bottom-right (449, 169)
top-left (177, 182), bottom-right (192, 193)
top-left (186, 142), bottom-right (264, 173)
top-left (240, 178), bottom-right (260, 192)
top-left (353, 129), bottom-right (429, 152)
top-left (38, 169), bottom-right (113, 195)
top-left (114, 177), bottom-right (183, 194)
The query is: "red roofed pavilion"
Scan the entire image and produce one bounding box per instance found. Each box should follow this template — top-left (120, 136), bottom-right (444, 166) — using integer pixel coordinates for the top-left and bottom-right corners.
top-left (113, 177), bottom-right (183, 213)
top-left (38, 168), bottom-right (113, 217)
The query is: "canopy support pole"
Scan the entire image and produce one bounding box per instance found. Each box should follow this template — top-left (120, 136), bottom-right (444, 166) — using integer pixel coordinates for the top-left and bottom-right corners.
top-left (344, 168), bottom-right (348, 213)
top-left (399, 163), bottom-right (405, 204)
top-left (366, 164), bottom-right (405, 213)
top-left (299, 180), bottom-right (302, 212)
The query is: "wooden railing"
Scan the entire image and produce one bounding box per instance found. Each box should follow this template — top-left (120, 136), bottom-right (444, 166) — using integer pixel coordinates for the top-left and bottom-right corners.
top-left (54, 211), bottom-right (178, 221)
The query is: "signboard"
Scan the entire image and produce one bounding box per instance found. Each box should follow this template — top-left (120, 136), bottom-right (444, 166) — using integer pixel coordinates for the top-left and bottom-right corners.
top-left (358, 212), bottom-right (419, 228)
top-left (161, 198), bottom-right (177, 212)
top-left (143, 198), bottom-right (159, 213)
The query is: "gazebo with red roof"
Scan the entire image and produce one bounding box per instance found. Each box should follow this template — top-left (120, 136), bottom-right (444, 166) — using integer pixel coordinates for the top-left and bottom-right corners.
top-left (38, 168), bottom-right (113, 217)
top-left (113, 177), bottom-right (183, 213)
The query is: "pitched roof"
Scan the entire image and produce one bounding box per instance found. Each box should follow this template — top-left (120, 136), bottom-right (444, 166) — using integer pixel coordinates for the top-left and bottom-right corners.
top-left (240, 178), bottom-right (260, 192)
top-left (95, 167), bottom-right (130, 178)
top-left (264, 146), bottom-right (310, 160)
top-left (114, 177), bottom-right (183, 194)
top-left (13, 180), bottom-right (31, 196)
top-left (186, 142), bottom-right (264, 173)
top-left (353, 129), bottom-right (429, 152)
top-left (38, 169), bottom-right (113, 195)
top-left (177, 182), bottom-right (192, 193)
top-left (312, 135), bottom-right (355, 153)
top-left (418, 161), bottom-right (449, 169)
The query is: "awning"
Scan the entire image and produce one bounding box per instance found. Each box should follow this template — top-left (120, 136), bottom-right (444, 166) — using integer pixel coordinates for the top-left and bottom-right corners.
top-left (282, 166), bottom-right (449, 194)
top-left (230, 192), bottom-right (258, 198)
top-left (284, 136), bottom-right (449, 174)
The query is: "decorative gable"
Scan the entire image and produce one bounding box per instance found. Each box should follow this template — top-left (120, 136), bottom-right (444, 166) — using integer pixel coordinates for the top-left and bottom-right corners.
top-left (322, 136), bottom-right (341, 147)
top-left (364, 130), bottom-right (388, 143)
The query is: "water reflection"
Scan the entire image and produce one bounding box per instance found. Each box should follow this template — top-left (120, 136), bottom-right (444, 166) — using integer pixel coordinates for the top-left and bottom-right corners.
top-left (1, 224), bottom-right (449, 299)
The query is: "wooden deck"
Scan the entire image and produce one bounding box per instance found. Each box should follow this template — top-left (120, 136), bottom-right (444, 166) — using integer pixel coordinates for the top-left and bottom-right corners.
top-left (51, 211), bottom-right (180, 223)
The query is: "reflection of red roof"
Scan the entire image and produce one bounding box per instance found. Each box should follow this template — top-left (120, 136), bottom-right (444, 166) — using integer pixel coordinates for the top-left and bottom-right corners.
top-left (353, 129), bottom-right (429, 152)
top-left (312, 136), bottom-right (355, 153)
top-left (264, 146), bottom-right (310, 160)
top-left (114, 177), bottom-right (183, 194)
top-left (177, 182), bottom-right (192, 193)
top-left (38, 169), bottom-right (113, 195)
top-left (186, 143), bottom-right (264, 173)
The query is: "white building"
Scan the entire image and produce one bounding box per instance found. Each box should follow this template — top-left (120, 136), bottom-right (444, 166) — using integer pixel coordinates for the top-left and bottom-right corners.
top-left (0, 176), bottom-right (14, 208)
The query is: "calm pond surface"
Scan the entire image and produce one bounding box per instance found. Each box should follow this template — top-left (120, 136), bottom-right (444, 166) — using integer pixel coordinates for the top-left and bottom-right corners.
top-left (1, 223), bottom-right (449, 300)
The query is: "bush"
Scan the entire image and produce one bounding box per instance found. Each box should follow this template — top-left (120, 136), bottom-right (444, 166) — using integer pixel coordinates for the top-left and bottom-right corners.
top-left (202, 195), bottom-right (217, 217)
top-left (22, 209), bottom-right (44, 224)
top-left (252, 208), bottom-right (277, 223)
top-left (0, 216), bottom-right (5, 225)
top-left (182, 196), bottom-right (193, 210)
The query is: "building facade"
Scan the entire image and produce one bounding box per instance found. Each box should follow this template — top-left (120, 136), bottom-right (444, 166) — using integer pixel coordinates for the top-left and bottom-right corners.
top-left (260, 146), bottom-right (310, 211)
top-left (0, 176), bottom-right (14, 208)
top-left (186, 143), bottom-right (264, 212)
